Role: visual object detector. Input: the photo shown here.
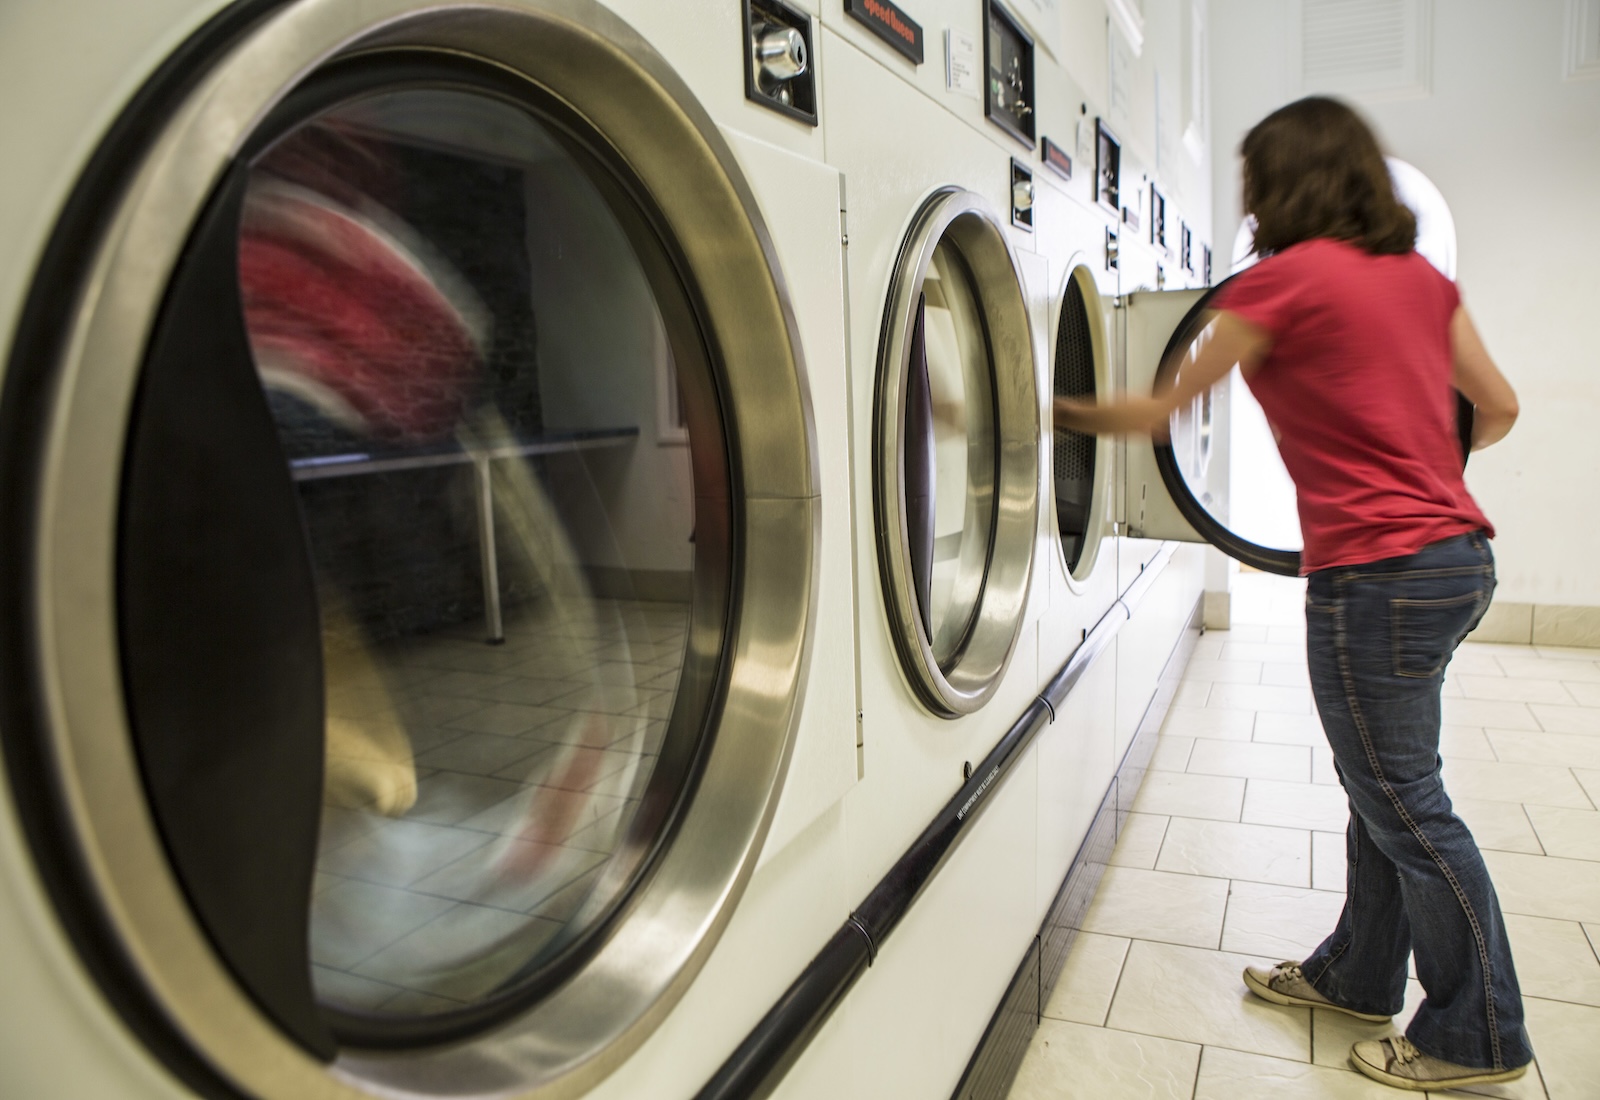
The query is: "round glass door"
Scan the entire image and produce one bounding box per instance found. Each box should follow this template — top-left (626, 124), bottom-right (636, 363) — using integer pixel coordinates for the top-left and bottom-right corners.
top-left (1052, 265), bottom-right (1111, 580)
top-left (235, 79), bottom-right (717, 1037)
top-left (875, 189), bottom-right (1038, 716)
top-left (11, 3), bottom-right (817, 1095)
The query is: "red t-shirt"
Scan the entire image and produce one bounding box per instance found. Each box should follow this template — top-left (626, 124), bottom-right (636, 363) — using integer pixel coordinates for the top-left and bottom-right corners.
top-left (1211, 237), bottom-right (1492, 574)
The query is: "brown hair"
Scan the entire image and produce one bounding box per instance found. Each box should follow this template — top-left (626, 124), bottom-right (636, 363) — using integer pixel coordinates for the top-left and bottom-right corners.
top-left (1241, 96), bottom-right (1416, 257)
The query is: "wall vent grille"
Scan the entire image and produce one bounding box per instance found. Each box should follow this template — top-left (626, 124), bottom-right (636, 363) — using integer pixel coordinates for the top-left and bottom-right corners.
top-left (1300, 0), bottom-right (1432, 100)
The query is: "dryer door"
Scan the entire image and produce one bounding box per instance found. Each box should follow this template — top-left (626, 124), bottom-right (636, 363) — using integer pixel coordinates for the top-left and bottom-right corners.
top-left (1119, 285), bottom-right (1475, 577)
top-left (874, 189), bottom-right (1040, 717)
top-left (3, 3), bottom-right (816, 1097)
top-left (1051, 264), bottom-right (1115, 582)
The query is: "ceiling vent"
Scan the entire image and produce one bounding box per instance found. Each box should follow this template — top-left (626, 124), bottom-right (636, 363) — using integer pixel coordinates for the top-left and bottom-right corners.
top-left (1300, 0), bottom-right (1432, 100)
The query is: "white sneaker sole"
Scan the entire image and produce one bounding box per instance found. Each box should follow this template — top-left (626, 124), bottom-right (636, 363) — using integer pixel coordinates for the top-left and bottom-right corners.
top-left (1241, 966), bottom-right (1392, 1023)
top-left (1349, 1047), bottom-right (1529, 1092)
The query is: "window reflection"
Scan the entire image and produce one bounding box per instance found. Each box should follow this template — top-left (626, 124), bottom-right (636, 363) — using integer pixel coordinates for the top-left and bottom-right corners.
top-left (918, 241), bottom-right (997, 668)
top-left (240, 88), bottom-right (700, 1018)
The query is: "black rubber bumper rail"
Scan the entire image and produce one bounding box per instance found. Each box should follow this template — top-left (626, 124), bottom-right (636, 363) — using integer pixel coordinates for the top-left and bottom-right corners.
top-left (695, 547), bottom-right (1177, 1100)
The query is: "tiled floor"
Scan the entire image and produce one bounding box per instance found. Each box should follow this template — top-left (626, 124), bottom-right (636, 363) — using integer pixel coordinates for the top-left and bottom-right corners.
top-left (1010, 571), bottom-right (1600, 1100)
top-left (310, 594), bottom-right (688, 1013)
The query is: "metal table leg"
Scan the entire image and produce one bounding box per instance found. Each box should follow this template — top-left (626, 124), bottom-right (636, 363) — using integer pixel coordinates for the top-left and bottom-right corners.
top-left (472, 454), bottom-right (505, 645)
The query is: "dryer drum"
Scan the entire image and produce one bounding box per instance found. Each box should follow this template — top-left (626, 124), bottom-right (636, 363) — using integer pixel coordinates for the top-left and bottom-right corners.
top-left (4, 2), bottom-right (817, 1096)
top-left (1051, 264), bottom-right (1109, 580)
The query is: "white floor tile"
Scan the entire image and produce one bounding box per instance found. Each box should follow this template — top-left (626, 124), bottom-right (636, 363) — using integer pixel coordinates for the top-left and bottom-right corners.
top-left (1183, 658), bottom-right (1265, 684)
top-left (1009, 1018), bottom-right (1200, 1100)
top-left (1105, 941), bottom-right (1311, 1061)
top-left (1522, 805), bottom-right (1600, 862)
top-left (1254, 712), bottom-right (1327, 746)
top-left (1312, 831), bottom-right (1347, 892)
top-left (1483, 850), bottom-right (1600, 923)
top-left (1188, 740), bottom-right (1312, 783)
top-left (1497, 658), bottom-right (1600, 687)
top-left (1442, 697), bottom-right (1542, 731)
top-left (1109, 813), bottom-right (1171, 870)
top-left (1220, 881), bottom-right (1345, 960)
top-left (1132, 771), bottom-right (1246, 822)
top-left (1504, 912), bottom-right (1600, 1008)
top-left (1208, 682), bottom-right (1316, 716)
top-left (1448, 650), bottom-right (1511, 677)
top-left (1149, 736), bottom-right (1195, 772)
top-left (1309, 979), bottom-right (1424, 1069)
top-left (1161, 705), bottom-right (1258, 741)
top-left (1440, 758), bottom-right (1596, 809)
top-left (1243, 780), bottom-right (1350, 832)
top-left (1195, 1047), bottom-right (1397, 1099)
top-left (1312, 745), bottom-right (1340, 786)
top-left (1455, 675), bottom-right (1578, 705)
top-left (1440, 725), bottom-right (1501, 761)
top-left (1042, 932), bottom-right (1130, 1025)
top-left (1529, 703), bottom-right (1600, 736)
top-left (1522, 996), bottom-right (1600, 1100)
top-left (1155, 818), bottom-right (1311, 888)
top-left (1262, 661), bottom-right (1312, 687)
top-left (1574, 769), bottom-right (1600, 807)
top-left (1218, 641), bottom-right (1311, 664)
top-left (1079, 866), bottom-right (1231, 948)
top-left (1564, 681), bottom-right (1600, 707)
top-left (1450, 797), bottom-right (1543, 855)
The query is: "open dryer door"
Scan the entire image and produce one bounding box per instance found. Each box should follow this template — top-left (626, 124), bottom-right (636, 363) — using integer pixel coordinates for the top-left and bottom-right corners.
top-left (1119, 284), bottom-right (1476, 577)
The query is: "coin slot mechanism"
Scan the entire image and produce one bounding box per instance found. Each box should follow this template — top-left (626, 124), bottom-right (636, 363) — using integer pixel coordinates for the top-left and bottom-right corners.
top-left (744, 0), bottom-right (818, 125)
top-left (985, 1), bottom-right (1036, 147)
top-left (1010, 158), bottom-right (1035, 232)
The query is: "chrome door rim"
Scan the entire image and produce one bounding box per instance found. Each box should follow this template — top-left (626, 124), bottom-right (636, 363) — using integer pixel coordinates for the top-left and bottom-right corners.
top-left (874, 189), bottom-right (1039, 717)
top-left (19, 1), bottom-right (818, 1095)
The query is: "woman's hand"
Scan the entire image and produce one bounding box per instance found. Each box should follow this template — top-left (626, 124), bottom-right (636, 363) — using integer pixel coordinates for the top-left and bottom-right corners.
top-left (1051, 310), bottom-right (1271, 439)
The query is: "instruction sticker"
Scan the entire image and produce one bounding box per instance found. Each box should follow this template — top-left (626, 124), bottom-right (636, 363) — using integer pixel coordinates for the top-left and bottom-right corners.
top-left (946, 28), bottom-right (979, 97)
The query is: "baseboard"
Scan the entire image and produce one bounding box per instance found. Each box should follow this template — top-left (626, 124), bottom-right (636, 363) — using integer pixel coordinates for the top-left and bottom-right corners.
top-left (1469, 601), bottom-right (1600, 648)
top-left (950, 596), bottom-right (1204, 1100)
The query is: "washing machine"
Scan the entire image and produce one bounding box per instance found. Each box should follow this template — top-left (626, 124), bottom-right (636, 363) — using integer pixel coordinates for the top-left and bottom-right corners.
top-left (0, 0), bottom-right (862, 1096)
top-left (764, 21), bottom-right (1056, 1097)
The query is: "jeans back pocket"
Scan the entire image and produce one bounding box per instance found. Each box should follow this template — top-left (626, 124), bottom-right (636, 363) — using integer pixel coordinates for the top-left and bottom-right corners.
top-left (1390, 590), bottom-right (1487, 679)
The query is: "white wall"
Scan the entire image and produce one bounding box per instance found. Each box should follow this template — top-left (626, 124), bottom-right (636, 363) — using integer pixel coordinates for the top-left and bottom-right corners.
top-left (1210, 0), bottom-right (1600, 607)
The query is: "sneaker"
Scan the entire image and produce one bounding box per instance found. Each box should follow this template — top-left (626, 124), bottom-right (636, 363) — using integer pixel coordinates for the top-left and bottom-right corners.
top-left (1350, 1036), bottom-right (1529, 1091)
top-left (1242, 962), bottom-right (1392, 1022)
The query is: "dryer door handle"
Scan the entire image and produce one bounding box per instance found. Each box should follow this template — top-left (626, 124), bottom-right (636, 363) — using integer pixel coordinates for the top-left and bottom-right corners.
top-left (118, 165), bottom-right (335, 1060)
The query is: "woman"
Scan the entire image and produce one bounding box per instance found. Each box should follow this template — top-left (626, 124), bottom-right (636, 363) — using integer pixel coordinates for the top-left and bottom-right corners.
top-left (1055, 96), bottom-right (1528, 1092)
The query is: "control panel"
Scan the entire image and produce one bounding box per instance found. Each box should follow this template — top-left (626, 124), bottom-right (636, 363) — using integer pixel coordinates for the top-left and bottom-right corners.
top-left (985, 2), bottom-right (1035, 147)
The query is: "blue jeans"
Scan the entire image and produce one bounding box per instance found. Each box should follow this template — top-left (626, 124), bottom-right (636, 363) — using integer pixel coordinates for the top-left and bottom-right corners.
top-left (1299, 531), bottom-right (1531, 1070)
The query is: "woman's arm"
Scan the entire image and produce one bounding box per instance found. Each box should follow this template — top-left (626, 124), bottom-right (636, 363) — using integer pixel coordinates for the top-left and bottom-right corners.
top-left (1450, 306), bottom-right (1518, 451)
top-left (1052, 310), bottom-right (1272, 436)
